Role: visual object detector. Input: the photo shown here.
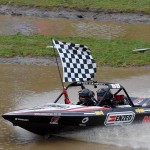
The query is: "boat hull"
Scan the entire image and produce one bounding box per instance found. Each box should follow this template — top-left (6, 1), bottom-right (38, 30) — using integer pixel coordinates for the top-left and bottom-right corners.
top-left (2, 103), bottom-right (150, 136)
top-left (2, 113), bottom-right (106, 135)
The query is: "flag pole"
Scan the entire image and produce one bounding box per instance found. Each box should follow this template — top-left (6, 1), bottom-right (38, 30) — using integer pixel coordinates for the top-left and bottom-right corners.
top-left (51, 39), bottom-right (71, 104)
top-left (52, 39), bottom-right (64, 89)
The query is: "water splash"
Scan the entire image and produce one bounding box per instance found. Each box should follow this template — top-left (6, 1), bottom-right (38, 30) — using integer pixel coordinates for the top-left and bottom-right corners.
top-left (57, 124), bottom-right (150, 150)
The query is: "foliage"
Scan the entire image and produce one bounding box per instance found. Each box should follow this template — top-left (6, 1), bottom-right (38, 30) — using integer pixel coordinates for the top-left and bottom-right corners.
top-left (0, 34), bottom-right (149, 67)
top-left (0, 0), bottom-right (149, 13)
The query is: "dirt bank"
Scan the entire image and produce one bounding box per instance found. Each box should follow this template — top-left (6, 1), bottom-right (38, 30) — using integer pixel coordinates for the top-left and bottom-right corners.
top-left (0, 56), bottom-right (150, 68)
top-left (0, 56), bottom-right (62, 66)
top-left (0, 5), bottom-right (150, 24)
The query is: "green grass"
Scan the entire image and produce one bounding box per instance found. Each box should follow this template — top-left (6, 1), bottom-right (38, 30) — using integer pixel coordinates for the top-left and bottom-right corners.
top-left (0, 34), bottom-right (150, 67)
top-left (0, 0), bottom-right (149, 13)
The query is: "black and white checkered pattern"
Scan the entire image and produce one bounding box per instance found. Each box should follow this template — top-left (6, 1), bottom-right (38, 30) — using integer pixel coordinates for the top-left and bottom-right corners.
top-left (52, 39), bottom-right (97, 82)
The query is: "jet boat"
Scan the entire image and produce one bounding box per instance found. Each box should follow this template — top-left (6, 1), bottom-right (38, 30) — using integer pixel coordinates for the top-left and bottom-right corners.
top-left (2, 81), bottom-right (150, 136)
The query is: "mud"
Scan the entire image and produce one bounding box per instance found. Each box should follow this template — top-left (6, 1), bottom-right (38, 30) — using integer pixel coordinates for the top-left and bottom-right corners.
top-left (0, 56), bottom-right (150, 68)
top-left (0, 5), bottom-right (150, 24)
top-left (0, 56), bottom-right (62, 66)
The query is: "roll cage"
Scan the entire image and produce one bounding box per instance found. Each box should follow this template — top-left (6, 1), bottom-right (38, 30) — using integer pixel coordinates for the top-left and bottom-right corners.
top-left (54, 81), bottom-right (135, 107)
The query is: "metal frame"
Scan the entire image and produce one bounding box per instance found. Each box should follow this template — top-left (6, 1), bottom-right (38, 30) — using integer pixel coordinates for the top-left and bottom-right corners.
top-left (54, 81), bottom-right (135, 107)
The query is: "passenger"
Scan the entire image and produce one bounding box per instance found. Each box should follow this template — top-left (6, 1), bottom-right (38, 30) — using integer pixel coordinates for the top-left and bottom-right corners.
top-left (77, 89), bottom-right (97, 106)
top-left (96, 88), bottom-right (113, 107)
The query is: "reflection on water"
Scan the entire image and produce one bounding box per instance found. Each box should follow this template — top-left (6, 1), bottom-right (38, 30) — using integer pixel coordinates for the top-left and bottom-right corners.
top-left (0, 64), bottom-right (150, 150)
top-left (0, 15), bottom-right (149, 41)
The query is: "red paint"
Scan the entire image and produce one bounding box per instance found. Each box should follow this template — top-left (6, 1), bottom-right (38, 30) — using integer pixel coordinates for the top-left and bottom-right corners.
top-left (143, 116), bottom-right (150, 123)
top-left (63, 88), bottom-right (71, 104)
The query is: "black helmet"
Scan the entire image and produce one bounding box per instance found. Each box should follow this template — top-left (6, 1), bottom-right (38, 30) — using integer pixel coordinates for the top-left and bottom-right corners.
top-left (78, 89), bottom-right (95, 106)
top-left (79, 89), bottom-right (95, 98)
top-left (97, 88), bottom-right (113, 100)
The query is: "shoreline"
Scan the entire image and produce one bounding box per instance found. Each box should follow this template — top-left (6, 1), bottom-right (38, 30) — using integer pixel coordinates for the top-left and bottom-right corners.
top-left (0, 56), bottom-right (61, 66)
top-left (0, 5), bottom-right (150, 24)
top-left (0, 56), bottom-right (150, 68)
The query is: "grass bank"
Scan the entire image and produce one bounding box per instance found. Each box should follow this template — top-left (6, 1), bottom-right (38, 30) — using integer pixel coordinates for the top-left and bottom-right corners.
top-left (0, 0), bottom-right (149, 14)
top-left (0, 34), bottom-right (150, 67)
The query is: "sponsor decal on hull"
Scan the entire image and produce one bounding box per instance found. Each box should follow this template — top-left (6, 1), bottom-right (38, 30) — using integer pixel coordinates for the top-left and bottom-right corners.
top-left (104, 111), bottom-right (135, 126)
top-left (95, 111), bottom-right (104, 115)
top-left (79, 117), bottom-right (89, 126)
top-left (15, 118), bottom-right (29, 122)
top-left (47, 104), bottom-right (70, 109)
top-left (133, 98), bottom-right (144, 104)
top-left (50, 116), bottom-right (60, 124)
top-left (82, 117), bottom-right (89, 124)
top-left (143, 116), bottom-right (150, 123)
top-left (34, 112), bottom-right (61, 116)
top-left (135, 108), bottom-right (145, 113)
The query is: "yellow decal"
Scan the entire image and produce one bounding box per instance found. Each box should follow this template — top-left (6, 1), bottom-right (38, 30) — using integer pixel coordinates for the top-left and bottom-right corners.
top-left (135, 108), bottom-right (145, 113)
top-left (95, 111), bottom-right (104, 115)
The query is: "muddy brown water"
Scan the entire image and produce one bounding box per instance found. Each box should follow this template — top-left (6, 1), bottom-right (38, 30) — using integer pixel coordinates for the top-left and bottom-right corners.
top-left (0, 12), bottom-right (150, 150)
top-left (0, 15), bottom-right (150, 42)
top-left (0, 64), bottom-right (150, 150)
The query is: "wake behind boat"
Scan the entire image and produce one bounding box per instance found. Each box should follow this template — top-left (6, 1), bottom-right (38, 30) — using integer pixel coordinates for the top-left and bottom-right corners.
top-left (2, 40), bottom-right (150, 136)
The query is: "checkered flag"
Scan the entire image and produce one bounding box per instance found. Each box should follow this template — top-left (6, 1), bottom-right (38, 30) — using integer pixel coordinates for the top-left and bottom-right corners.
top-left (52, 39), bottom-right (97, 82)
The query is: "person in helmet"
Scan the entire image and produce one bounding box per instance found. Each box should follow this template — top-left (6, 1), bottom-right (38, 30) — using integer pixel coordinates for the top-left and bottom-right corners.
top-left (77, 89), bottom-right (97, 106)
top-left (96, 88), bottom-right (113, 107)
